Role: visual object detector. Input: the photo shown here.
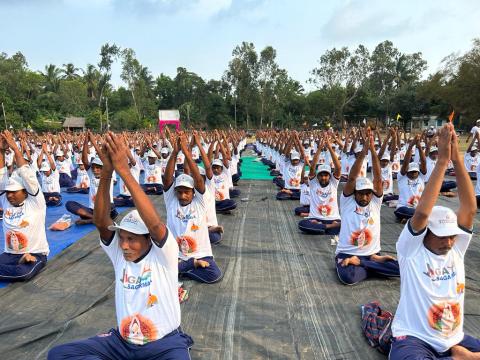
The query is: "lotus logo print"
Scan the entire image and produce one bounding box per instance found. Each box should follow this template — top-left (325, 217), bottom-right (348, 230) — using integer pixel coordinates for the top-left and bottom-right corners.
top-left (428, 302), bottom-right (461, 337)
top-left (120, 314), bottom-right (158, 345)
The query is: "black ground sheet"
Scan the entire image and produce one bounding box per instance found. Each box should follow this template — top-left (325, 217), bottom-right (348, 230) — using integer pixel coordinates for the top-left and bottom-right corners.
top-left (0, 180), bottom-right (479, 359)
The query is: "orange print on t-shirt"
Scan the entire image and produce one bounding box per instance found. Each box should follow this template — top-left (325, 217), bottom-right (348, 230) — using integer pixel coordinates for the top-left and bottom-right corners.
top-left (177, 235), bottom-right (197, 255)
top-left (147, 175), bottom-right (157, 183)
top-left (350, 228), bottom-right (373, 248)
top-left (289, 178), bottom-right (300, 187)
top-left (6, 230), bottom-right (28, 252)
top-left (120, 314), bottom-right (158, 345)
top-left (317, 204), bottom-right (332, 217)
top-left (215, 190), bottom-right (225, 201)
top-left (407, 195), bottom-right (421, 207)
top-left (428, 302), bottom-right (461, 337)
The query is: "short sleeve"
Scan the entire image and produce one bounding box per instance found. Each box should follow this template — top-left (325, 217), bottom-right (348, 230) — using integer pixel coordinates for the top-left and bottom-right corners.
top-left (164, 185), bottom-right (176, 207)
top-left (152, 228), bottom-right (179, 271)
top-left (100, 233), bottom-right (123, 265)
top-left (396, 220), bottom-right (427, 259)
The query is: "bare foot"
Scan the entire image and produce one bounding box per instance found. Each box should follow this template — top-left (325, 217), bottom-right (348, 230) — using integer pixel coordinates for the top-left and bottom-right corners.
top-left (451, 345), bottom-right (480, 360)
top-left (299, 212), bottom-right (309, 217)
top-left (209, 225), bottom-right (224, 233)
top-left (340, 256), bottom-right (360, 267)
top-left (75, 218), bottom-right (93, 225)
top-left (370, 254), bottom-right (396, 263)
top-left (19, 253), bottom-right (37, 264)
top-left (194, 259), bottom-right (210, 268)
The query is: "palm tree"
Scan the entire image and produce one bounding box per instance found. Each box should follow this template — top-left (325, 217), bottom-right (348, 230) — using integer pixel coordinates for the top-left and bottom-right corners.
top-left (62, 63), bottom-right (80, 80)
top-left (41, 64), bottom-right (62, 92)
top-left (83, 64), bottom-right (100, 100)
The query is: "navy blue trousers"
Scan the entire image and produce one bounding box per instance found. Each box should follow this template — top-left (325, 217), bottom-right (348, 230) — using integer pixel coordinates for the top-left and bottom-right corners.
top-left (59, 173), bottom-right (75, 188)
top-left (66, 186), bottom-right (89, 194)
top-left (0, 252), bottom-right (47, 282)
top-left (389, 334), bottom-right (480, 360)
top-left (335, 253), bottom-right (400, 285)
top-left (294, 205), bottom-right (310, 216)
top-left (440, 180), bottom-right (457, 192)
top-left (383, 193), bottom-right (399, 203)
top-left (141, 183), bottom-right (164, 195)
top-left (276, 189), bottom-right (300, 200)
top-left (66, 201), bottom-right (118, 220)
top-left (298, 219), bottom-right (341, 235)
top-left (394, 207), bottom-right (415, 221)
top-left (114, 195), bottom-right (135, 208)
top-left (178, 256), bottom-right (222, 284)
top-left (216, 199), bottom-right (237, 212)
top-left (48, 327), bottom-right (193, 360)
top-left (44, 192), bottom-right (62, 207)
top-left (229, 188), bottom-right (241, 198)
top-left (209, 230), bottom-right (222, 245)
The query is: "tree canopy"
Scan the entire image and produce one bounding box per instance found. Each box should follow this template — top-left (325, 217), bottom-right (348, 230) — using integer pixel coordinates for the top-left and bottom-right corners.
top-left (0, 39), bottom-right (479, 131)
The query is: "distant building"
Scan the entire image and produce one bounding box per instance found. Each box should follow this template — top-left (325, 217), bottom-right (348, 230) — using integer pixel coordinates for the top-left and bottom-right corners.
top-left (63, 116), bottom-right (86, 131)
top-left (408, 115), bottom-right (448, 132)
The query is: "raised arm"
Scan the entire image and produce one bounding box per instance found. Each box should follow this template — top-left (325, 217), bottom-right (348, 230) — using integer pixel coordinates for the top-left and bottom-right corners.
top-left (400, 137), bottom-right (416, 176)
top-left (179, 133), bottom-right (205, 194)
top-left (93, 141), bottom-right (115, 243)
top-left (162, 134), bottom-right (179, 190)
top-left (343, 134), bottom-right (369, 196)
top-left (194, 131), bottom-right (213, 179)
top-left (450, 128), bottom-right (476, 229)
top-left (82, 133), bottom-right (91, 169)
top-left (326, 136), bottom-right (341, 179)
top-left (369, 133), bottom-right (383, 196)
top-left (417, 137), bottom-right (427, 175)
top-left (105, 133), bottom-right (167, 245)
top-left (410, 125), bottom-right (451, 232)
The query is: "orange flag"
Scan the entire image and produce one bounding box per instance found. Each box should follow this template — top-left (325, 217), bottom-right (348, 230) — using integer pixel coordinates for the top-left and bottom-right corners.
top-left (448, 110), bottom-right (455, 122)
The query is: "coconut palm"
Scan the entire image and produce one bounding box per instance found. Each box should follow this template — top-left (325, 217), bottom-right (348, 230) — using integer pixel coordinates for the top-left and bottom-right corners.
top-left (41, 64), bottom-right (62, 92)
top-left (83, 64), bottom-right (100, 100)
top-left (62, 63), bottom-right (80, 80)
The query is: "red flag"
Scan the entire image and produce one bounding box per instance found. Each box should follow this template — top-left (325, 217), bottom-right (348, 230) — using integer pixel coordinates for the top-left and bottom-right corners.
top-left (448, 110), bottom-right (455, 122)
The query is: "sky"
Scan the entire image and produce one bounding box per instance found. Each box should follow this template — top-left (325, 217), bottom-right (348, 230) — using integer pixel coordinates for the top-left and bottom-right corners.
top-left (1, 0), bottom-right (479, 91)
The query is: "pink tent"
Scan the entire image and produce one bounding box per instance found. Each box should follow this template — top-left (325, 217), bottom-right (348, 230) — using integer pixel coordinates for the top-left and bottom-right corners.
top-left (158, 110), bottom-right (181, 133)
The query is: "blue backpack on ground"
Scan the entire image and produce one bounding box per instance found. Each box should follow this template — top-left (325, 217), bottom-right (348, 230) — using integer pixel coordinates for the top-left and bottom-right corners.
top-left (361, 301), bottom-right (394, 354)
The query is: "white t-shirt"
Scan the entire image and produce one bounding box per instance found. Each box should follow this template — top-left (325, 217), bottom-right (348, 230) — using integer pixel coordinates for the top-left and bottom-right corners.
top-left (392, 222), bottom-right (471, 352)
top-left (56, 159), bottom-right (73, 177)
top-left (212, 170), bottom-right (230, 201)
top-left (470, 125), bottom-right (479, 136)
top-left (381, 164), bottom-right (393, 194)
top-left (336, 192), bottom-right (382, 256)
top-left (40, 170), bottom-right (60, 193)
top-left (282, 160), bottom-right (302, 190)
top-left (425, 157), bottom-right (436, 183)
top-left (308, 177), bottom-right (340, 220)
top-left (119, 168), bottom-right (140, 196)
top-left (397, 172), bottom-right (425, 209)
top-left (464, 153), bottom-right (479, 173)
top-left (164, 186), bottom-right (213, 260)
top-left (204, 177), bottom-right (218, 227)
top-left (143, 162), bottom-right (163, 185)
top-left (299, 183), bottom-right (310, 206)
top-left (88, 169), bottom-right (114, 209)
top-left (101, 230), bottom-right (180, 345)
top-left (75, 168), bottom-right (90, 188)
top-left (0, 166), bottom-right (49, 255)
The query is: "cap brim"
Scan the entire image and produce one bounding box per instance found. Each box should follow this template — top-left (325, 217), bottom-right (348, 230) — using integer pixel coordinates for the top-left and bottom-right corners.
top-left (107, 224), bottom-right (149, 235)
top-left (429, 226), bottom-right (468, 238)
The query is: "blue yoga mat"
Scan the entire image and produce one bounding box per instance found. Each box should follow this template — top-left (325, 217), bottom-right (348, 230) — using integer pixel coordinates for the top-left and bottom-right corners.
top-left (0, 181), bottom-right (130, 288)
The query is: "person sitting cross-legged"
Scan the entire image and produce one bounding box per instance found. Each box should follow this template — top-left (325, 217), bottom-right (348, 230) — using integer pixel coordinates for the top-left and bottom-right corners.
top-left (163, 132), bottom-right (222, 284)
top-left (334, 128), bottom-right (400, 285)
top-left (65, 132), bottom-right (118, 225)
top-left (0, 130), bottom-right (49, 282)
top-left (390, 123), bottom-right (480, 360)
top-left (48, 132), bottom-right (193, 360)
top-left (298, 134), bottom-right (341, 235)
